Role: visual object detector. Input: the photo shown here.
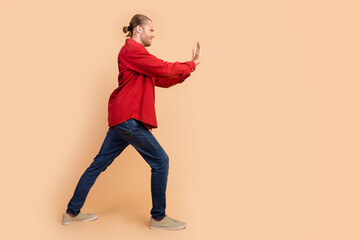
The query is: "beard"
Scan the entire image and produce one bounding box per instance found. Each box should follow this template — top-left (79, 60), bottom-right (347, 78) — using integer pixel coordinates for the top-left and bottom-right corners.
top-left (141, 34), bottom-right (151, 47)
top-left (144, 39), bottom-right (151, 47)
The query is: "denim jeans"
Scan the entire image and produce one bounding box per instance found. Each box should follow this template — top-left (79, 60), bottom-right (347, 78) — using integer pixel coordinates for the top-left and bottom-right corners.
top-left (66, 118), bottom-right (169, 220)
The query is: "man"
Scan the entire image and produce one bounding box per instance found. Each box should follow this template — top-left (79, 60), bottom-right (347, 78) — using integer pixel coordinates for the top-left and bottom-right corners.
top-left (62, 14), bottom-right (201, 230)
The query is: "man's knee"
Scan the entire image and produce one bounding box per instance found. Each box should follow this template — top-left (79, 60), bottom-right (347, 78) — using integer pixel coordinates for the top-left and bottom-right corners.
top-left (152, 153), bottom-right (169, 173)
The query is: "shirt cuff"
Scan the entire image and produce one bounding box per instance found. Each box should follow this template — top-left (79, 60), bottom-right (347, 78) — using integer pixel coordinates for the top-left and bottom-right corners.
top-left (189, 61), bottom-right (196, 72)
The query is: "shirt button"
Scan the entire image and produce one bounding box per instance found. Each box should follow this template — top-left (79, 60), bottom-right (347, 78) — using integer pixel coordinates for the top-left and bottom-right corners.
top-left (192, 69), bottom-right (194, 71)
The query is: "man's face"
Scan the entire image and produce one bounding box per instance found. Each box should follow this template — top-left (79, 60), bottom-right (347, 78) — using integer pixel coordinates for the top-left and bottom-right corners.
top-left (140, 20), bottom-right (155, 47)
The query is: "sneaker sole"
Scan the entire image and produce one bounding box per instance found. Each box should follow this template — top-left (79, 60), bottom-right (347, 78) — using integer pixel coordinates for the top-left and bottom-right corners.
top-left (62, 216), bottom-right (98, 225)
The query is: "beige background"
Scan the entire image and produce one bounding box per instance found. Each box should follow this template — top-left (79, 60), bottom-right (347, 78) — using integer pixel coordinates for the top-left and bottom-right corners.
top-left (1, 0), bottom-right (359, 239)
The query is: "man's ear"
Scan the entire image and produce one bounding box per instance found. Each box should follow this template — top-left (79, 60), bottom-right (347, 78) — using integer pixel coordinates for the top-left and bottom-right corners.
top-left (135, 25), bottom-right (142, 34)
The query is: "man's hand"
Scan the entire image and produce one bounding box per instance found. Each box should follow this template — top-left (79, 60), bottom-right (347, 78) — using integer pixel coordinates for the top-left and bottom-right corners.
top-left (191, 41), bottom-right (201, 66)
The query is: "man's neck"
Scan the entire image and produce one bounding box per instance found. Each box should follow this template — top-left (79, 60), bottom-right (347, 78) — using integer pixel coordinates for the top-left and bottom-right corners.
top-left (131, 37), bottom-right (144, 47)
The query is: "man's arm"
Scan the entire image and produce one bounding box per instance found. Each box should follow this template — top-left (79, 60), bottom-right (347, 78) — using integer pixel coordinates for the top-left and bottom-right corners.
top-left (153, 72), bottom-right (191, 88)
top-left (154, 41), bottom-right (201, 88)
top-left (124, 46), bottom-right (196, 79)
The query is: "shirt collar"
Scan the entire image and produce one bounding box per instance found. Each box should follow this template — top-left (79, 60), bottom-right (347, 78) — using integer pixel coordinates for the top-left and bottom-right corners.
top-left (126, 38), bottom-right (143, 47)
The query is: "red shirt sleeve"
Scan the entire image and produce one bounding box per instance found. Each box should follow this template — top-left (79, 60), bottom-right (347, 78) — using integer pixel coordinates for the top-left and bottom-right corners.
top-left (153, 72), bottom-right (191, 88)
top-left (124, 45), bottom-right (196, 79)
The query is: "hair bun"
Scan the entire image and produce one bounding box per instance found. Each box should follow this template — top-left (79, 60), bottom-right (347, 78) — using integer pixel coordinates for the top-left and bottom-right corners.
top-left (123, 25), bottom-right (132, 33)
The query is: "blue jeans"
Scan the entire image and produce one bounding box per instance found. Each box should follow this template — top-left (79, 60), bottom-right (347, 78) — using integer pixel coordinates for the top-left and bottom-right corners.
top-left (66, 118), bottom-right (169, 220)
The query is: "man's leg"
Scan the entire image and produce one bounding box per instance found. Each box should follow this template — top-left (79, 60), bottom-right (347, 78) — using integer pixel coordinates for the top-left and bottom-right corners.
top-left (112, 118), bottom-right (169, 220)
top-left (66, 127), bottom-right (129, 216)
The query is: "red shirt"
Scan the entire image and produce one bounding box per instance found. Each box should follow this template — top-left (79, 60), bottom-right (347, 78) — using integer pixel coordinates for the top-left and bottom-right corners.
top-left (108, 38), bottom-right (196, 130)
